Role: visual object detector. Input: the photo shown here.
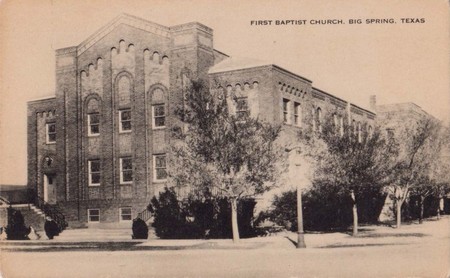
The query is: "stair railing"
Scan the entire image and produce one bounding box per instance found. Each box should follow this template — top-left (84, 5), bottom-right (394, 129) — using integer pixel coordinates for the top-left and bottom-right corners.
top-left (28, 189), bottom-right (68, 231)
top-left (137, 208), bottom-right (152, 222)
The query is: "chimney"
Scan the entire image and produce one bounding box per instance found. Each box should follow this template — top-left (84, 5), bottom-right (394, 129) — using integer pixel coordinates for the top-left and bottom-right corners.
top-left (369, 95), bottom-right (377, 111)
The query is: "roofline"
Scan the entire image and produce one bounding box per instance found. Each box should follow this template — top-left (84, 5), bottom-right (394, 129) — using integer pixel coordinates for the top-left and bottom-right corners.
top-left (209, 63), bottom-right (312, 83)
top-left (66, 13), bottom-right (172, 57)
top-left (272, 65), bottom-right (312, 83)
top-left (377, 102), bottom-right (435, 119)
top-left (27, 95), bottom-right (56, 103)
top-left (350, 103), bottom-right (376, 116)
top-left (213, 49), bottom-right (229, 57)
top-left (312, 87), bottom-right (347, 105)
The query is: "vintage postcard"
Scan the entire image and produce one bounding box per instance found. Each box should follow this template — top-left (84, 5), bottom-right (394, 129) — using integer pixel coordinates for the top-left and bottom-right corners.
top-left (0, 0), bottom-right (449, 277)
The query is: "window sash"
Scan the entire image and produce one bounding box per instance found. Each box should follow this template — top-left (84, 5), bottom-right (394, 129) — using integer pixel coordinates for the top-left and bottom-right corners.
top-left (120, 158), bottom-right (133, 183)
top-left (88, 113), bottom-right (100, 136)
top-left (283, 99), bottom-right (290, 124)
top-left (153, 105), bottom-right (166, 128)
top-left (88, 209), bottom-right (100, 222)
top-left (236, 98), bottom-right (249, 119)
top-left (119, 110), bottom-right (132, 132)
top-left (46, 123), bottom-right (56, 143)
top-left (120, 207), bottom-right (132, 221)
top-left (154, 155), bottom-right (167, 181)
top-left (294, 102), bottom-right (301, 126)
top-left (88, 160), bottom-right (101, 186)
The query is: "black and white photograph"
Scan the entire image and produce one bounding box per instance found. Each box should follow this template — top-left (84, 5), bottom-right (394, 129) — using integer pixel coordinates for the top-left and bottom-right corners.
top-left (0, 0), bottom-right (449, 277)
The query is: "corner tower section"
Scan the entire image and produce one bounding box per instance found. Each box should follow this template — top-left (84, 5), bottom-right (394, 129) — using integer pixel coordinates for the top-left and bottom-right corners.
top-left (55, 46), bottom-right (78, 203)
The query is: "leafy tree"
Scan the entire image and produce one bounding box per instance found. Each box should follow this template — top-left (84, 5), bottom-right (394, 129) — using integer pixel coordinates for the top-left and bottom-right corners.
top-left (302, 114), bottom-right (397, 235)
top-left (170, 79), bottom-right (286, 243)
top-left (429, 125), bottom-right (450, 219)
top-left (389, 118), bottom-right (442, 228)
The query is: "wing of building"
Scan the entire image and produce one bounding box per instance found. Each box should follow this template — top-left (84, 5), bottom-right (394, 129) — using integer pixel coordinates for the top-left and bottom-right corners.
top-left (27, 14), bottom-right (376, 227)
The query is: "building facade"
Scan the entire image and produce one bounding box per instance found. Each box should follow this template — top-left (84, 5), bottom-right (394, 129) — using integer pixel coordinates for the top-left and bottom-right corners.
top-left (27, 14), bottom-right (375, 227)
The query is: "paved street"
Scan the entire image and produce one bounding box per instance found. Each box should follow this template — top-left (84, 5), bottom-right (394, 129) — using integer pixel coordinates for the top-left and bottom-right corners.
top-left (1, 217), bottom-right (449, 278)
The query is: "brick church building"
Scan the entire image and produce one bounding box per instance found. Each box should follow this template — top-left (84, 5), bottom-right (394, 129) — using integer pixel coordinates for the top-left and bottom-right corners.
top-left (27, 14), bottom-right (375, 227)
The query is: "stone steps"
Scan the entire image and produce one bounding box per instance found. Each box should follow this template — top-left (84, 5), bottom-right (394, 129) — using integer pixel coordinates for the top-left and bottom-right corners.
top-left (53, 228), bottom-right (133, 241)
top-left (52, 227), bottom-right (157, 241)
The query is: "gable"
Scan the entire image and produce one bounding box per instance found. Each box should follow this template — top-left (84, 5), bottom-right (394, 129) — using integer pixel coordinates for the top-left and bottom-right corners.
top-left (77, 14), bottom-right (171, 57)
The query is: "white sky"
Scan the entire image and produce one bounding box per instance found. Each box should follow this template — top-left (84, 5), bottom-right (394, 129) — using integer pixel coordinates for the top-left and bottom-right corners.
top-left (0, 0), bottom-right (449, 185)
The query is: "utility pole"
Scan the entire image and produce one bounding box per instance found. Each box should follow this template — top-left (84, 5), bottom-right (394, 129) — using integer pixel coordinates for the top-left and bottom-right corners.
top-left (286, 147), bottom-right (306, 248)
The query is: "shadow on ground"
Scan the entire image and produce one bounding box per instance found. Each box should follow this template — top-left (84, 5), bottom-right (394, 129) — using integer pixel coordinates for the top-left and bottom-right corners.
top-left (356, 232), bottom-right (429, 238)
top-left (319, 243), bottom-right (410, 248)
top-left (0, 241), bottom-right (268, 252)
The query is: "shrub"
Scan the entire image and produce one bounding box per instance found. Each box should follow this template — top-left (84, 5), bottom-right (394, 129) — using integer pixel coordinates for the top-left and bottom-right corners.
top-left (149, 187), bottom-right (193, 239)
top-left (260, 181), bottom-right (386, 232)
top-left (132, 218), bottom-right (149, 239)
top-left (6, 208), bottom-right (30, 240)
top-left (44, 219), bottom-right (60, 239)
top-left (148, 187), bottom-right (257, 239)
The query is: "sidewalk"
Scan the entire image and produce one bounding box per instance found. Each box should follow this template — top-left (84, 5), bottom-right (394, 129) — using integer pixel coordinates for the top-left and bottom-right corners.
top-left (1, 216), bottom-right (448, 252)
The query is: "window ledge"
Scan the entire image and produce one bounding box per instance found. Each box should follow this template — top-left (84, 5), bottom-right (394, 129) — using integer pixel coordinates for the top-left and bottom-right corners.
top-left (88, 184), bottom-right (101, 187)
top-left (120, 182), bottom-right (133, 185)
top-left (152, 126), bottom-right (166, 130)
top-left (88, 134), bottom-right (100, 138)
top-left (152, 179), bottom-right (167, 183)
top-left (119, 130), bottom-right (132, 134)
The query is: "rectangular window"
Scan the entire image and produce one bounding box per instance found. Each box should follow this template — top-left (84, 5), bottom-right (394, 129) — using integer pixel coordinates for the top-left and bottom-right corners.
top-left (294, 102), bottom-right (301, 126)
top-left (152, 104), bottom-right (166, 128)
top-left (88, 160), bottom-right (101, 186)
top-left (386, 128), bottom-right (395, 139)
top-left (88, 113), bottom-right (100, 136)
top-left (236, 97), bottom-right (249, 119)
top-left (46, 123), bottom-right (56, 144)
top-left (120, 157), bottom-right (133, 184)
top-left (120, 207), bottom-right (132, 222)
top-left (119, 109), bottom-right (131, 133)
top-left (153, 154), bottom-right (167, 181)
top-left (88, 209), bottom-right (100, 223)
top-left (283, 99), bottom-right (290, 124)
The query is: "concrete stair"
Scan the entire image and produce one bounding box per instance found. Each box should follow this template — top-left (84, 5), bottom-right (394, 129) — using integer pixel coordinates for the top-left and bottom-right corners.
top-left (53, 227), bottom-right (157, 241)
top-left (11, 204), bottom-right (47, 231)
top-left (53, 228), bottom-right (133, 241)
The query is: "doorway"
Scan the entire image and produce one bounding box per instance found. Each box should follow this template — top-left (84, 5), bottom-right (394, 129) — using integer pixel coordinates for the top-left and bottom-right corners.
top-left (43, 174), bottom-right (56, 204)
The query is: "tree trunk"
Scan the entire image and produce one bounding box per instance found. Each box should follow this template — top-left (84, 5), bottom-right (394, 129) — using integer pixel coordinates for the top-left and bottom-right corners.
top-left (396, 199), bottom-right (402, 229)
top-left (231, 198), bottom-right (240, 243)
top-left (352, 203), bottom-right (358, 236)
top-left (351, 190), bottom-right (358, 236)
top-left (437, 197), bottom-right (443, 220)
top-left (419, 196), bottom-right (424, 224)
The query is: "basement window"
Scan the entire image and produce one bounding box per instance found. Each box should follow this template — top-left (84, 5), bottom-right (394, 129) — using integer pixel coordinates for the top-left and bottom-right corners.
top-left (120, 207), bottom-right (132, 222)
top-left (88, 209), bottom-right (100, 223)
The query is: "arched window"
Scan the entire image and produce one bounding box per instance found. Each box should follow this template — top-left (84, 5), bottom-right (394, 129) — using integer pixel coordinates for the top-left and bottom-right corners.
top-left (357, 122), bottom-right (362, 143)
top-left (368, 125), bottom-right (373, 139)
top-left (311, 107), bottom-right (316, 131)
top-left (115, 73), bottom-right (133, 133)
top-left (339, 116), bottom-right (344, 137)
top-left (86, 98), bottom-right (100, 136)
top-left (150, 87), bottom-right (168, 129)
top-left (294, 102), bottom-right (301, 127)
top-left (317, 108), bottom-right (322, 133)
top-left (117, 75), bottom-right (131, 106)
